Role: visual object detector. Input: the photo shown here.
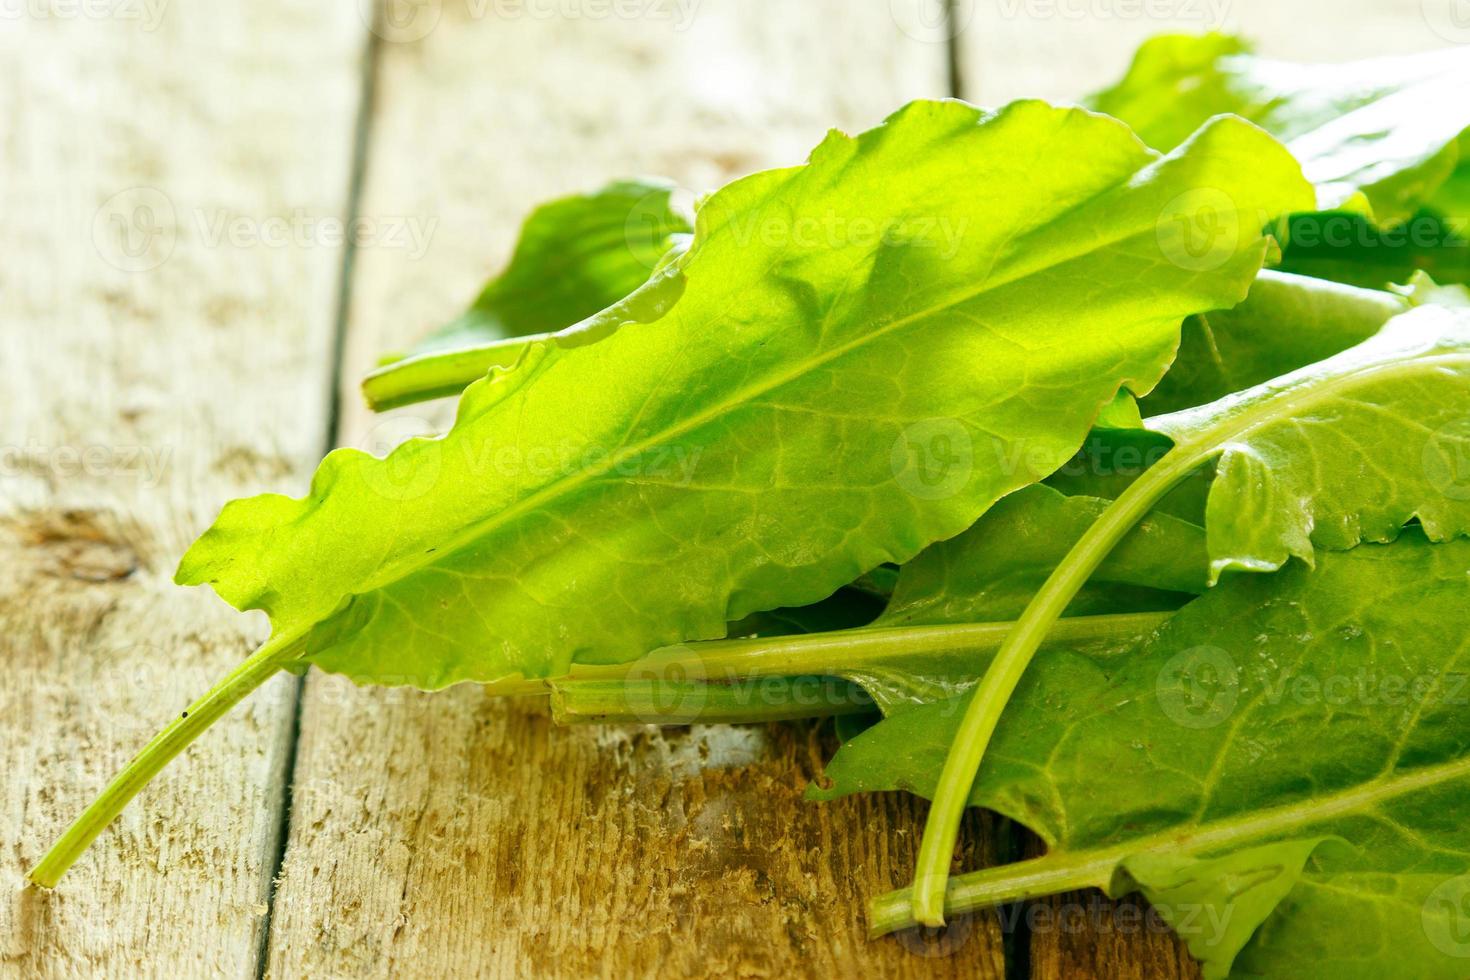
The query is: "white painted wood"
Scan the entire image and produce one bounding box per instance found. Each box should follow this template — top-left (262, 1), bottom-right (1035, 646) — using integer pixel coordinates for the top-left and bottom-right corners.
top-left (1, 6), bottom-right (364, 975)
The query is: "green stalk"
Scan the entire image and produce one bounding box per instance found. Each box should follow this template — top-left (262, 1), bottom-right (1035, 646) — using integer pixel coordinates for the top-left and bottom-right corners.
top-left (24, 610), bottom-right (1166, 887)
top-left (871, 850), bottom-right (1116, 936)
top-left (28, 631), bottom-right (307, 888)
top-left (879, 735), bottom-right (1470, 932)
top-left (551, 677), bottom-right (873, 725)
top-left (483, 611), bottom-right (1169, 697)
top-left (361, 336), bottom-right (540, 411)
top-left (908, 449), bottom-right (1204, 926)
top-left (906, 343), bottom-right (1435, 924)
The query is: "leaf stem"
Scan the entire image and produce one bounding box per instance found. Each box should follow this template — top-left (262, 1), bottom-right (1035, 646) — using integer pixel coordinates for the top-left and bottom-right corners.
top-left (550, 676), bottom-right (874, 725)
top-left (361, 338), bottom-right (537, 411)
top-left (870, 850), bottom-right (1115, 936)
top-left (28, 631), bottom-right (307, 888)
top-left (482, 612), bottom-right (1170, 697)
top-left (909, 449), bottom-right (1205, 926)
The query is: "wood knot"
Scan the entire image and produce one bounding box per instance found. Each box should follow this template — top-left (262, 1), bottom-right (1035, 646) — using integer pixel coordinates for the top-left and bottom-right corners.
top-left (17, 508), bottom-right (141, 583)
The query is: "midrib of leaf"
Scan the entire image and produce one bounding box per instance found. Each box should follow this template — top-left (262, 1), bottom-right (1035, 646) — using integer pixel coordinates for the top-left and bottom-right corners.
top-left (350, 116), bottom-right (1295, 624)
top-left (908, 341), bottom-right (1470, 925)
top-left (1172, 352), bottom-right (1470, 459)
top-left (873, 749), bottom-right (1470, 934)
top-left (349, 183), bottom-right (1203, 612)
top-left (478, 610), bottom-right (1172, 695)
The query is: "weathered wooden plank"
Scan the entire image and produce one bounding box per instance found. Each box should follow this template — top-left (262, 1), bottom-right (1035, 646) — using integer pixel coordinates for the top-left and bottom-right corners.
top-left (263, 2), bottom-right (1010, 975)
top-left (951, 0), bottom-right (1442, 107)
top-left (951, 4), bottom-right (1452, 977)
top-left (1, 6), bottom-right (365, 976)
top-left (1025, 891), bottom-right (1202, 980)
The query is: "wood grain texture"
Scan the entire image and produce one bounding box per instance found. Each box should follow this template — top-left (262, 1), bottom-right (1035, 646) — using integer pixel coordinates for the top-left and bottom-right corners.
top-left (1009, 833), bottom-right (1200, 980)
top-left (262, 3), bottom-right (1009, 976)
top-left (1, 5), bottom-right (364, 976)
top-left (12, 4), bottom-right (1441, 977)
top-left (1026, 892), bottom-right (1202, 980)
top-left (952, 0), bottom-right (1451, 106)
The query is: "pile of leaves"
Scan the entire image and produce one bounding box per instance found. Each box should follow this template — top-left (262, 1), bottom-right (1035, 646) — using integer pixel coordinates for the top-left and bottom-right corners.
top-left (33, 33), bottom-right (1470, 978)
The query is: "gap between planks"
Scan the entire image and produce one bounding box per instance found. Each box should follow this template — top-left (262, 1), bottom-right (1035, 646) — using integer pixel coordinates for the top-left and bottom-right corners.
top-left (253, 19), bottom-right (387, 980)
top-left (258, 3), bottom-right (1004, 978)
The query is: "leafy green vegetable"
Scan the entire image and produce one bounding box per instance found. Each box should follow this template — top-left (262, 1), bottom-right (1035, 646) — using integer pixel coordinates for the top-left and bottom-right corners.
top-left (497, 608), bottom-right (1171, 721)
top-left (1093, 389), bottom-right (1144, 429)
top-left (485, 476), bottom-right (1201, 718)
top-left (1401, 270), bottom-right (1470, 310)
top-left (30, 99), bottom-right (1309, 887)
top-left (908, 303), bottom-right (1470, 926)
top-left (1275, 210), bottom-right (1470, 290)
top-left (362, 180), bottom-right (691, 410)
top-left (724, 584), bottom-right (887, 638)
top-left (520, 473), bottom-right (1205, 720)
top-left (1041, 426), bottom-right (1210, 522)
top-left (849, 482), bottom-right (1202, 714)
top-left (1428, 139), bottom-right (1470, 217)
top-left (187, 102), bottom-right (1306, 690)
top-left (1090, 33), bottom-right (1470, 221)
top-left (1151, 305), bottom-right (1470, 577)
top-left (1141, 270), bottom-right (1405, 415)
top-left (1094, 37), bottom-right (1470, 286)
top-left (399, 180), bottom-right (689, 357)
top-left (878, 484), bottom-right (1206, 626)
top-left (33, 30), bottom-right (1470, 978)
top-left (685, 482), bottom-right (1207, 716)
top-left (826, 534), bottom-right (1470, 978)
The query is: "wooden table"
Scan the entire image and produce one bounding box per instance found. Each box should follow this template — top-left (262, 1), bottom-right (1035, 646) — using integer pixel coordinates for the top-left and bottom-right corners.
top-left (1, 2), bottom-right (1445, 975)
